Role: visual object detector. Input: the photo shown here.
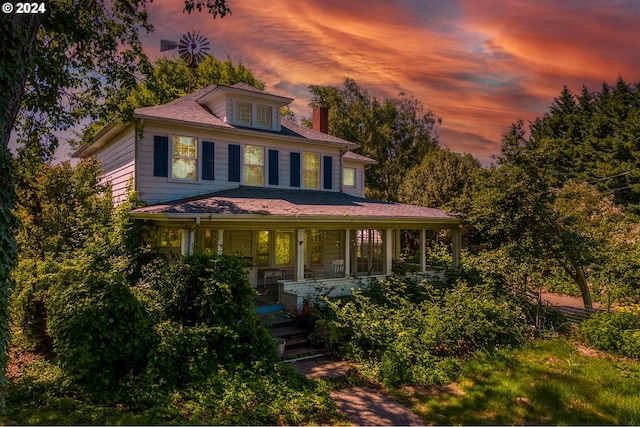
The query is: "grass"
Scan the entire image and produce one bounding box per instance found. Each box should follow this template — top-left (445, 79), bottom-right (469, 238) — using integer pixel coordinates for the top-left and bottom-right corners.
top-left (392, 339), bottom-right (640, 425)
top-left (3, 358), bottom-right (343, 425)
top-left (5, 339), bottom-right (640, 425)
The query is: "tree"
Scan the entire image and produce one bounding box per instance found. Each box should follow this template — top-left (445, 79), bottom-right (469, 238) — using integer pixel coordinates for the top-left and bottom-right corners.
top-left (13, 158), bottom-right (112, 262)
top-left (308, 78), bottom-right (441, 201)
top-left (398, 148), bottom-right (480, 209)
top-left (79, 54), bottom-right (265, 145)
top-left (525, 78), bottom-right (640, 211)
top-left (0, 0), bottom-right (230, 410)
top-left (466, 118), bottom-right (640, 309)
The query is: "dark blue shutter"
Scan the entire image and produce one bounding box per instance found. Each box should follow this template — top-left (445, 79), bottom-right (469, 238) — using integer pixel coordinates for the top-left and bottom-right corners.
top-left (153, 135), bottom-right (168, 177)
top-left (228, 144), bottom-right (240, 182)
top-left (268, 149), bottom-right (279, 185)
top-left (290, 152), bottom-right (300, 187)
top-left (323, 155), bottom-right (333, 189)
top-left (202, 141), bottom-right (214, 180)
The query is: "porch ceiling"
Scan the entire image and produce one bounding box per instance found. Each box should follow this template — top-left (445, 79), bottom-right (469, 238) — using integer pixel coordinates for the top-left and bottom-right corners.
top-left (130, 186), bottom-right (462, 228)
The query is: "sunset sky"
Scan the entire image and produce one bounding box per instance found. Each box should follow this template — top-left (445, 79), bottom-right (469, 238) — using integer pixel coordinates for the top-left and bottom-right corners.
top-left (22, 0), bottom-right (638, 165)
top-left (138, 0), bottom-right (640, 165)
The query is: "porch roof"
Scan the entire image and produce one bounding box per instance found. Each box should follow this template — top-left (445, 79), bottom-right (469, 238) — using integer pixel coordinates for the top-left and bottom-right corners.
top-left (130, 186), bottom-right (462, 227)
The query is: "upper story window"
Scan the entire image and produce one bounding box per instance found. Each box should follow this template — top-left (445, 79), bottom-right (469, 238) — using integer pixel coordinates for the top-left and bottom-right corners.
top-left (303, 152), bottom-right (320, 189)
top-left (172, 136), bottom-right (197, 180)
top-left (235, 102), bottom-right (252, 126)
top-left (244, 144), bottom-right (265, 186)
top-left (343, 167), bottom-right (356, 187)
top-left (256, 105), bottom-right (273, 128)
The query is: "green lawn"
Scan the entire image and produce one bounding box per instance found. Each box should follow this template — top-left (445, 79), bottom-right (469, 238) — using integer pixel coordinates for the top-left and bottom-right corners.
top-left (5, 339), bottom-right (640, 425)
top-left (393, 339), bottom-right (640, 425)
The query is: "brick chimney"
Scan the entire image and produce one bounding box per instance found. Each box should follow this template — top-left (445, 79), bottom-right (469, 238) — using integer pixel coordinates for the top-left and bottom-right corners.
top-left (312, 106), bottom-right (329, 134)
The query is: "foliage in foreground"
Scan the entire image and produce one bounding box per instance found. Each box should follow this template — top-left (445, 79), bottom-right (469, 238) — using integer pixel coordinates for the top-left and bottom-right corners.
top-left (5, 359), bottom-right (339, 426)
top-left (313, 275), bottom-right (529, 387)
top-left (580, 307), bottom-right (640, 359)
top-left (136, 253), bottom-right (278, 386)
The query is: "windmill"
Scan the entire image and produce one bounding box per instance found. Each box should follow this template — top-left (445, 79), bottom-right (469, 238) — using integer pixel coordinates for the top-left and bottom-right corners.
top-left (160, 31), bottom-right (211, 92)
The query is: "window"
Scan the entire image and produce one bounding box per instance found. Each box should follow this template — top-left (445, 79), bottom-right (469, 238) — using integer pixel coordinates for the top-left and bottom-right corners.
top-left (236, 102), bottom-right (252, 125)
top-left (352, 229), bottom-right (383, 274)
top-left (343, 167), bottom-right (356, 187)
top-left (275, 231), bottom-right (294, 267)
top-left (256, 105), bottom-right (273, 128)
top-left (159, 229), bottom-right (181, 248)
top-left (194, 230), bottom-right (219, 254)
top-left (306, 230), bottom-right (324, 267)
top-left (303, 152), bottom-right (320, 188)
top-left (256, 230), bottom-right (295, 268)
top-left (244, 145), bottom-right (265, 185)
top-left (172, 136), bottom-right (197, 180)
top-left (256, 230), bottom-right (270, 267)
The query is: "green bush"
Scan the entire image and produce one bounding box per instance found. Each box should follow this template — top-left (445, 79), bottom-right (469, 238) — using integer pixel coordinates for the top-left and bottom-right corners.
top-left (47, 271), bottom-right (156, 391)
top-left (137, 254), bottom-right (277, 383)
top-left (317, 276), bottom-right (528, 387)
top-left (580, 311), bottom-right (640, 357)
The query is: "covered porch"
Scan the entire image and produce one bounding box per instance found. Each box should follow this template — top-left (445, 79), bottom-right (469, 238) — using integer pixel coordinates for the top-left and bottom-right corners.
top-left (131, 186), bottom-right (463, 310)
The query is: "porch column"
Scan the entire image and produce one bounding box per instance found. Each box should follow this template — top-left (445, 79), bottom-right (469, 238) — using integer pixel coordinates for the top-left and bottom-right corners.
top-left (451, 227), bottom-right (461, 268)
top-left (296, 229), bottom-right (305, 281)
top-left (385, 229), bottom-right (393, 274)
top-left (344, 229), bottom-right (351, 277)
top-left (420, 229), bottom-right (427, 272)
top-left (181, 229), bottom-right (194, 256)
top-left (217, 230), bottom-right (224, 255)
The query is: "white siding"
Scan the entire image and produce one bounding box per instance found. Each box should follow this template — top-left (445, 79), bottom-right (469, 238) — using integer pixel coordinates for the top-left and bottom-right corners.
top-left (136, 123), bottom-right (238, 204)
top-left (136, 121), bottom-right (346, 204)
top-left (95, 128), bottom-right (135, 205)
top-left (342, 160), bottom-right (365, 198)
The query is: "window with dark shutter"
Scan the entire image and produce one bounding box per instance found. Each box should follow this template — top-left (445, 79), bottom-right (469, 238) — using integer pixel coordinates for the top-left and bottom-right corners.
top-left (153, 135), bottom-right (168, 177)
top-left (228, 144), bottom-right (240, 182)
top-left (290, 152), bottom-right (300, 187)
top-left (323, 155), bottom-right (332, 189)
top-left (202, 141), bottom-right (214, 180)
top-left (268, 149), bottom-right (279, 185)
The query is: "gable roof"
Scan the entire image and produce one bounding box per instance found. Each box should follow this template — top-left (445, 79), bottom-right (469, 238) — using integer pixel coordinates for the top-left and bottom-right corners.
top-left (130, 186), bottom-right (461, 227)
top-left (133, 84), bottom-right (358, 148)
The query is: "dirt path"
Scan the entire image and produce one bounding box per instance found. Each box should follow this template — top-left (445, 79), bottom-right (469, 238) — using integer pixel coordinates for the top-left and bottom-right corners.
top-left (540, 292), bottom-right (603, 310)
top-left (292, 357), bottom-right (424, 426)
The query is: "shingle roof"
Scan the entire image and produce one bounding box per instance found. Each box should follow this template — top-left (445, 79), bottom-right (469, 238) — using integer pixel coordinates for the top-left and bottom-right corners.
top-left (344, 151), bottom-right (378, 164)
top-left (130, 186), bottom-right (461, 224)
top-left (133, 84), bottom-right (358, 148)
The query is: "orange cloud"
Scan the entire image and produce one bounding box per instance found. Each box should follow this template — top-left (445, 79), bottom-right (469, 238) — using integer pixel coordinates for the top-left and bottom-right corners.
top-left (140, 0), bottom-right (640, 165)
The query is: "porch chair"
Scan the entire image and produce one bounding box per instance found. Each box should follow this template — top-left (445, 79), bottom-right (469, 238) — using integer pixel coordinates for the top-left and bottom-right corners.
top-left (331, 259), bottom-right (345, 278)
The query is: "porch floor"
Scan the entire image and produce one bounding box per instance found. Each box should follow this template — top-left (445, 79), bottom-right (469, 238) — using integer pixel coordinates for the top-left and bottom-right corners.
top-left (254, 282), bottom-right (280, 308)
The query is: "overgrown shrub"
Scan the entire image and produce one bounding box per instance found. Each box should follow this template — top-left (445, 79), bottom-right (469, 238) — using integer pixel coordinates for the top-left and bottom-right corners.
top-left (315, 276), bottom-right (528, 387)
top-left (137, 254), bottom-right (277, 384)
top-left (47, 271), bottom-right (156, 391)
top-left (580, 310), bottom-right (640, 358)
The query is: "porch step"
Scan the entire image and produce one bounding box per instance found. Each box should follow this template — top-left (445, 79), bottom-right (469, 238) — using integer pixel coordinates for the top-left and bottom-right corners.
top-left (271, 325), bottom-right (308, 340)
top-left (265, 311), bottom-right (324, 361)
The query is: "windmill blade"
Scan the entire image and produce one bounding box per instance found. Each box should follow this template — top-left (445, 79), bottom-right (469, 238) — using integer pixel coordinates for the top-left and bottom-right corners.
top-left (160, 39), bottom-right (177, 52)
top-left (177, 30), bottom-right (211, 67)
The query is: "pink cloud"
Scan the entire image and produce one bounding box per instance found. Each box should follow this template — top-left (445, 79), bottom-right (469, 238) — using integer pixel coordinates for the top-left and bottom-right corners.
top-left (138, 0), bottom-right (640, 165)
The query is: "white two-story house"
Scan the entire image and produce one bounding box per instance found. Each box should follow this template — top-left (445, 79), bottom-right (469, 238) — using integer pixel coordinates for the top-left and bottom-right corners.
top-left (73, 83), bottom-right (462, 309)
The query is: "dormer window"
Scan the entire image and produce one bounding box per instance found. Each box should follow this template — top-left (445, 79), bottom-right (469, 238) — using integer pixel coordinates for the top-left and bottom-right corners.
top-left (231, 100), bottom-right (277, 130)
top-left (256, 105), bottom-right (273, 128)
top-left (235, 102), bottom-right (252, 126)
